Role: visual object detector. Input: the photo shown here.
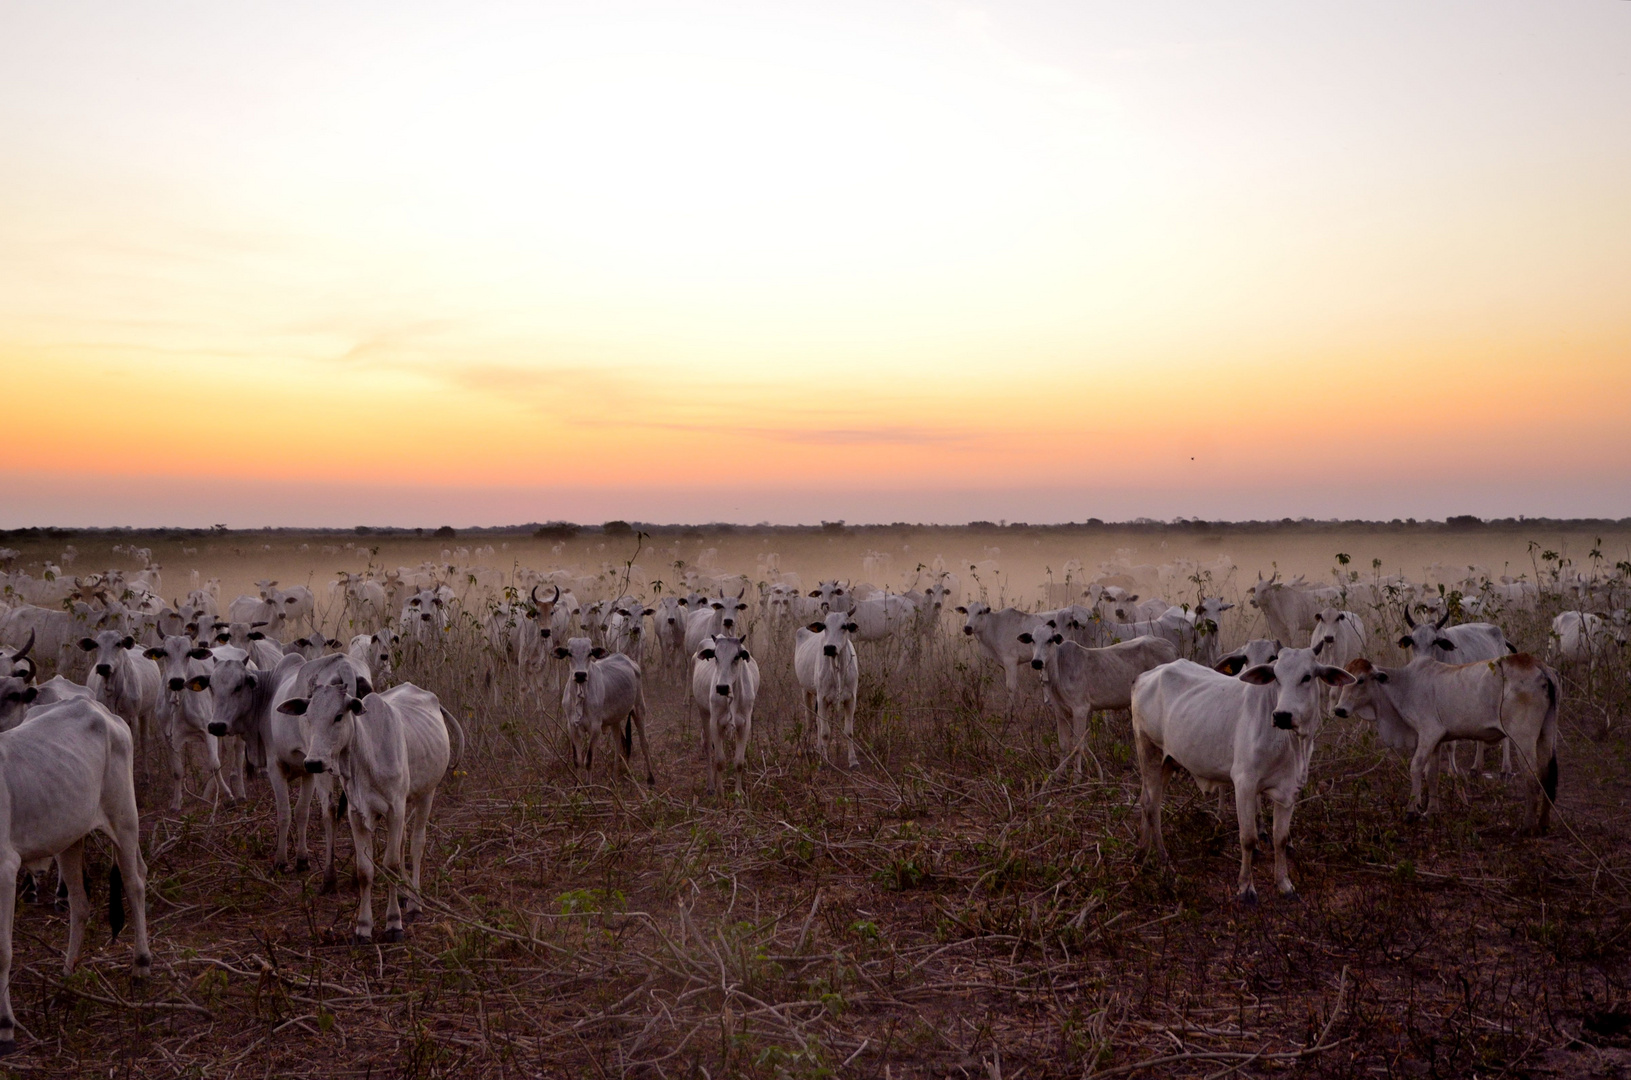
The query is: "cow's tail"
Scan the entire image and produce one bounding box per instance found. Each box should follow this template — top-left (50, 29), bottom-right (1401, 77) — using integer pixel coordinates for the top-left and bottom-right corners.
top-left (440, 707), bottom-right (467, 775)
top-left (108, 864), bottom-right (126, 940)
top-left (1541, 665), bottom-right (1560, 804)
top-left (622, 715), bottom-right (634, 757)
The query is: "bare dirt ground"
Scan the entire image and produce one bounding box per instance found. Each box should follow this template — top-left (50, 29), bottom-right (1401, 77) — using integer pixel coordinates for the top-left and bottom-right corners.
top-left (0, 524), bottom-right (1628, 1078)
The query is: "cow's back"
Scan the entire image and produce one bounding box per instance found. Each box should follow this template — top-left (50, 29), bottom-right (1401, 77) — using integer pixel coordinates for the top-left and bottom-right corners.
top-left (1132, 660), bottom-right (1248, 783)
top-left (0, 700), bottom-right (130, 859)
top-left (377, 684), bottom-right (451, 798)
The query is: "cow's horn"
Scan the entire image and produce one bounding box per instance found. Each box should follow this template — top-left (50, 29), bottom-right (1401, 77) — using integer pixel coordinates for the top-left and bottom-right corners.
top-left (13, 629), bottom-right (34, 661)
top-left (1402, 606), bottom-right (1416, 628)
top-left (1434, 609), bottom-right (1450, 630)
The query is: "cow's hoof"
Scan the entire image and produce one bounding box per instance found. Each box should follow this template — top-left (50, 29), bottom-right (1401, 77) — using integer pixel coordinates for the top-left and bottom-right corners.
top-left (1279, 887), bottom-right (1301, 903)
top-left (0, 1037), bottom-right (15, 1056)
top-left (295, 857), bottom-right (310, 872)
top-left (382, 927), bottom-right (404, 943)
top-left (134, 954), bottom-right (152, 978)
top-left (53, 898), bottom-right (69, 914)
top-left (1237, 889), bottom-right (1259, 908)
top-left (1404, 810), bottom-right (1422, 825)
top-left (351, 933), bottom-right (372, 947)
top-left (402, 909), bottom-right (420, 925)
top-left (320, 875), bottom-right (337, 896)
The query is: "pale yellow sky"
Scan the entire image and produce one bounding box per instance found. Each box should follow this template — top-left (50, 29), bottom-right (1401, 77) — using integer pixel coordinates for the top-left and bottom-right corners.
top-left (3, 1), bottom-right (1628, 526)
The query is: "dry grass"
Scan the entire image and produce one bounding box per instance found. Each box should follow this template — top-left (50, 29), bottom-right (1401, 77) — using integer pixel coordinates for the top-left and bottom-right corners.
top-left (0, 528), bottom-right (1628, 1078)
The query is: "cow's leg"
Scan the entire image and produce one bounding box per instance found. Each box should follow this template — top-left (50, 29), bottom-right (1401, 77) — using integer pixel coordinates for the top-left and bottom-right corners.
top-left (381, 807), bottom-right (407, 942)
top-left (1133, 734), bottom-right (1171, 863)
top-left (843, 695), bottom-right (859, 769)
top-left (291, 773), bottom-right (314, 873)
top-left (1470, 740), bottom-right (1487, 774)
top-left (269, 766), bottom-right (294, 871)
top-left (316, 776), bottom-right (336, 895)
top-left (1234, 783), bottom-right (1261, 904)
top-left (632, 701), bottom-right (656, 786)
top-left (733, 715), bottom-right (751, 795)
top-left (1270, 799), bottom-right (1296, 897)
top-left (811, 692), bottom-right (828, 761)
top-left (404, 791), bottom-right (435, 924)
top-left (200, 732), bottom-right (225, 808)
top-left (111, 811), bottom-right (151, 980)
top-left (1500, 737), bottom-right (1513, 778)
top-left (349, 815), bottom-right (376, 943)
top-left (225, 737), bottom-right (247, 801)
top-left (0, 846), bottom-right (18, 1052)
top-left (706, 708), bottom-right (723, 796)
top-left (56, 841), bottom-right (89, 973)
top-left (168, 727), bottom-right (188, 811)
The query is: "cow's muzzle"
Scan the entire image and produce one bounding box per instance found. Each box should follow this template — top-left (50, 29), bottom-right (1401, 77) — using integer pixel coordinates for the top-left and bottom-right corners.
top-left (168, 678), bottom-right (186, 691)
top-left (962, 626), bottom-right (974, 635)
top-left (715, 685), bottom-right (731, 697)
top-left (1031, 659), bottom-right (1044, 670)
top-left (304, 760), bottom-right (326, 774)
top-left (94, 664), bottom-right (112, 677)
top-left (1272, 711), bottom-right (1295, 730)
top-left (573, 671), bottom-right (588, 684)
top-left (823, 644), bottom-right (837, 657)
top-left (1332, 707), bottom-right (1349, 719)
top-left (207, 722), bottom-right (228, 737)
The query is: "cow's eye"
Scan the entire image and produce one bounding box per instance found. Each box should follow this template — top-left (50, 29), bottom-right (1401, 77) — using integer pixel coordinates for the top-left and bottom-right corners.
top-left (1300, 674), bottom-right (1312, 683)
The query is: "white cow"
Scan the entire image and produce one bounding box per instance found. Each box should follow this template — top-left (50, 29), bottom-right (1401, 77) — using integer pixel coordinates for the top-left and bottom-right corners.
top-left (1018, 627), bottom-right (1178, 776)
top-left (809, 580), bottom-right (855, 614)
top-left (286, 680), bottom-right (460, 942)
top-left (1309, 608), bottom-right (1367, 712)
top-left (605, 605), bottom-right (654, 659)
top-left (1550, 611), bottom-right (1624, 664)
top-left (683, 593), bottom-right (749, 657)
top-left (143, 634), bottom-right (238, 809)
top-left (652, 597), bottom-right (689, 671)
top-left (554, 638), bottom-right (655, 784)
top-left (956, 602), bottom-right (1043, 700)
top-left (1132, 648), bottom-right (1355, 903)
top-left (847, 593), bottom-right (918, 645)
top-left (1397, 609), bottom-right (1513, 774)
top-left (348, 631), bottom-right (399, 687)
top-left (691, 636), bottom-right (761, 795)
top-left (78, 631), bottom-right (164, 752)
top-left (794, 613), bottom-right (861, 769)
top-left (1335, 655), bottom-right (1559, 833)
top-left (1247, 575), bottom-right (1325, 643)
top-left (0, 696), bottom-right (152, 1052)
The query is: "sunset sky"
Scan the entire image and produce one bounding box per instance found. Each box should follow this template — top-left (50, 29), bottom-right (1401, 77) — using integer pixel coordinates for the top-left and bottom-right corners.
top-left (3, 1), bottom-right (1628, 527)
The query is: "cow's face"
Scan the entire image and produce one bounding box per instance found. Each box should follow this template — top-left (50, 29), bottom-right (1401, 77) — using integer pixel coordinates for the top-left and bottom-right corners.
top-left (1017, 620), bottom-right (1063, 670)
top-left (553, 637), bottom-right (606, 685)
top-left (143, 634), bottom-right (211, 693)
top-left (1214, 638), bottom-right (1281, 676)
top-left (281, 680), bottom-right (362, 775)
top-left (78, 630), bottom-right (136, 678)
top-left (203, 659), bottom-right (258, 737)
top-left (811, 580), bottom-right (850, 613)
top-left (698, 635), bottom-right (752, 697)
top-left (1237, 646), bottom-right (1354, 735)
top-left (0, 676), bottom-right (38, 731)
top-left (956, 601), bottom-right (990, 636)
top-left (1332, 659), bottom-right (1385, 721)
top-left (806, 611), bottom-right (857, 658)
top-left (1397, 623), bottom-right (1456, 660)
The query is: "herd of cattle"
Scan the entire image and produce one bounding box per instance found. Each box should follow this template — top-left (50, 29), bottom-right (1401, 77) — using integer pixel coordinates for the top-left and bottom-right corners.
top-left (0, 549), bottom-right (1625, 1052)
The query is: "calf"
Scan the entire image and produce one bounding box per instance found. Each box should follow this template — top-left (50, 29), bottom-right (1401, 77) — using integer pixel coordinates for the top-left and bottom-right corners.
top-left (793, 613), bottom-right (861, 768)
top-left (691, 636), bottom-right (760, 795)
top-left (1018, 627), bottom-right (1178, 776)
top-left (288, 680), bottom-right (460, 942)
top-left (143, 634), bottom-right (238, 809)
top-left (347, 631), bottom-right (398, 687)
top-left (1335, 655), bottom-right (1559, 832)
top-left (554, 638), bottom-right (655, 784)
top-left (956, 602), bottom-right (1043, 700)
top-left (1132, 649), bottom-right (1354, 903)
top-left (0, 697), bottom-right (152, 1051)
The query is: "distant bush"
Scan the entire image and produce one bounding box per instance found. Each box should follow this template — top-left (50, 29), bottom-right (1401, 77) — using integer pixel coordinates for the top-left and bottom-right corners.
top-left (434, 525), bottom-right (457, 538)
top-left (603, 520), bottom-right (634, 537)
top-left (534, 522), bottom-right (579, 541)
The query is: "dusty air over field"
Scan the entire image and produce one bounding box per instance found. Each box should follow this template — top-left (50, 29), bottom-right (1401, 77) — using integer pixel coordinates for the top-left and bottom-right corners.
top-left (3, 2), bottom-right (1631, 1077)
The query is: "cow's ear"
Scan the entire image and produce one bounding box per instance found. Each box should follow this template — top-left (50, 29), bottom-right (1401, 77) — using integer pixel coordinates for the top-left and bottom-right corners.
top-left (954, 606), bottom-right (968, 614)
top-left (244, 674), bottom-right (258, 690)
top-left (590, 646), bottom-right (607, 659)
top-left (699, 648), bottom-right (715, 660)
top-left (143, 647), bottom-right (166, 660)
top-left (807, 621), bottom-right (826, 633)
top-left (119, 636), bottom-right (135, 650)
top-left (249, 631), bottom-right (265, 641)
top-left (738, 649), bottom-right (750, 662)
top-left (1017, 632), bottom-right (1034, 644)
top-left (1051, 634), bottom-right (1064, 646)
top-left (186, 675), bottom-right (210, 691)
top-left (327, 639), bottom-right (342, 649)
top-left (348, 697), bottom-right (365, 714)
top-left (20, 686), bottom-right (37, 703)
top-left (643, 608), bottom-right (655, 617)
top-left (188, 647), bottom-right (211, 660)
top-left (1128, 594), bottom-right (1138, 602)
top-left (355, 676), bottom-right (373, 697)
top-left (1396, 636), bottom-right (1413, 649)
top-left (1239, 664), bottom-right (1277, 685)
top-left (77, 637), bottom-right (99, 652)
top-left (1433, 638), bottom-right (1456, 650)
top-left (808, 590), bottom-right (822, 598)
top-left (553, 646), bottom-right (570, 659)
top-left (277, 698), bottom-right (308, 715)
top-left (1213, 655), bottom-right (1245, 676)
top-left (1317, 665), bottom-right (1356, 687)
top-left (1374, 671), bottom-right (1389, 683)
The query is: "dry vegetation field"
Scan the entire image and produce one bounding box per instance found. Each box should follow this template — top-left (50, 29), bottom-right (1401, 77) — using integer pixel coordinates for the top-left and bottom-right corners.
top-left (1, 522), bottom-right (1629, 1079)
